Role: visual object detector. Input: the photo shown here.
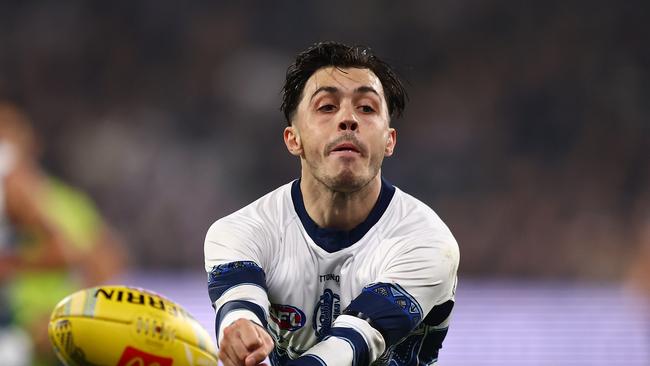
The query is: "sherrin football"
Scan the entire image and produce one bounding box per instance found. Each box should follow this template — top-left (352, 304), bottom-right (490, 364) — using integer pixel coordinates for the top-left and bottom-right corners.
top-left (48, 285), bottom-right (218, 366)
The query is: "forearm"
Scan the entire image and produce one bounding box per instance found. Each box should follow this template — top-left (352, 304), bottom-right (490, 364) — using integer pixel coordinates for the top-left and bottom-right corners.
top-left (0, 246), bottom-right (73, 281)
top-left (209, 262), bottom-right (275, 366)
top-left (287, 315), bottom-right (385, 366)
top-left (216, 299), bottom-right (268, 346)
top-left (208, 261), bottom-right (271, 347)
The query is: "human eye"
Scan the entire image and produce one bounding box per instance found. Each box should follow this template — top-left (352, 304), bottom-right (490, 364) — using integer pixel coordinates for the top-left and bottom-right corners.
top-left (359, 105), bottom-right (376, 113)
top-left (317, 104), bottom-right (337, 112)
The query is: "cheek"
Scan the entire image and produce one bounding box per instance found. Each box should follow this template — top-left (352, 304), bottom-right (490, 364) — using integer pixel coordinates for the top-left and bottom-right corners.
top-left (300, 133), bottom-right (324, 159)
top-left (371, 132), bottom-right (389, 153)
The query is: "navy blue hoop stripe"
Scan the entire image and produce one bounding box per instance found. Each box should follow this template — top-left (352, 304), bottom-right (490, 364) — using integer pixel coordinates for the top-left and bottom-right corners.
top-left (286, 354), bottom-right (327, 366)
top-left (329, 327), bottom-right (369, 366)
top-left (214, 300), bottom-right (267, 347)
top-left (208, 261), bottom-right (267, 303)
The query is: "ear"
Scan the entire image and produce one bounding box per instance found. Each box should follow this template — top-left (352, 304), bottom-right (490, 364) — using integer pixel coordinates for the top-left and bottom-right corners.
top-left (284, 125), bottom-right (303, 156)
top-left (384, 128), bottom-right (396, 157)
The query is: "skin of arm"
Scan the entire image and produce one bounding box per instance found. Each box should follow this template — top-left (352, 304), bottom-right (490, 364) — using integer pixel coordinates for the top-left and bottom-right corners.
top-left (0, 158), bottom-right (75, 282)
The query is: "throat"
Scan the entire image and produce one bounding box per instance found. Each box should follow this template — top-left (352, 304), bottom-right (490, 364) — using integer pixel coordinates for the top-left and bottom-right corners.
top-left (301, 176), bottom-right (381, 231)
top-left (317, 199), bottom-right (367, 231)
top-left (291, 176), bottom-right (396, 252)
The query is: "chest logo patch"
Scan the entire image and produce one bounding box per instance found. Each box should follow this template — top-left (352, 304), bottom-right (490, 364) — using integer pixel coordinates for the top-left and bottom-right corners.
top-left (312, 289), bottom-right (341, 339)
top-left (270, 304), bottom-right (306, 331)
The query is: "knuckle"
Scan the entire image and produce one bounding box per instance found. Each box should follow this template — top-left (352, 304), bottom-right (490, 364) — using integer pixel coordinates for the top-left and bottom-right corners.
top-left (263, 330), bottom-right (273, 341)
top-left (234, 318), bottom-right (250, 327)
top-left (241, 339), bottom-right (258, 349)
top-left (261, 331), bottom-right (273, 344)
top-left (264, 341), bottom-right (274, 352)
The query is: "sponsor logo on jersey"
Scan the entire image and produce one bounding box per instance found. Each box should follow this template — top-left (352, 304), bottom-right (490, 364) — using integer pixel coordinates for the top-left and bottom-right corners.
top-left (117, 346), bottom-right (173, 366)
top-left (318, 274), bottom-right (340, 283)
top-left (270, 304), bottom-right (306, 331)
top-left (312, 289), bottom-right (340, 339)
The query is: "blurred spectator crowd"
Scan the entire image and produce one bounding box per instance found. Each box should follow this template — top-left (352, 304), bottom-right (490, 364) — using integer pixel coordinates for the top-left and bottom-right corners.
top-left (0, 0), bottom-right (647, 281)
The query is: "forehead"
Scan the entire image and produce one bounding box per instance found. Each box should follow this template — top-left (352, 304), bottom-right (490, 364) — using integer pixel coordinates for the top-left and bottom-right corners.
top-left (303, 67), bottom-right (385, 99)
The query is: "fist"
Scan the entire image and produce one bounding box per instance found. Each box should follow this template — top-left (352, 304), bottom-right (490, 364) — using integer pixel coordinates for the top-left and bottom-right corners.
top-left (219, 319), bottom-right (275, 366)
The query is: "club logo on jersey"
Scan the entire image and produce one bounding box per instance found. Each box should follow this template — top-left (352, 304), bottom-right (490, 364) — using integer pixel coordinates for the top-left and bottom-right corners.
top-left (270, 304), bottom-right (306, 331)
top-left (117, 346), bottom-right (173, 366)
top-left (312, 289), bottom-right (340, 339)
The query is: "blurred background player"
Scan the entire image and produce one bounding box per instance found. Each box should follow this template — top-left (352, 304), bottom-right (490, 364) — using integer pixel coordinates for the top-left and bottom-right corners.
top-left (0, 101), bottom-right (126, 366)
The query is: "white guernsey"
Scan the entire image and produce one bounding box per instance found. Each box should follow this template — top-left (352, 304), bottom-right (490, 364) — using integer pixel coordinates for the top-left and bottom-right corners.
top-left (204, 178), bottom-right (459, 366)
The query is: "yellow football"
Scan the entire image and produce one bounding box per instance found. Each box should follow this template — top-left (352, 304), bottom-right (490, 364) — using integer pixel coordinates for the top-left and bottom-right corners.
top-left (48, 285), bottom-right (218, 366)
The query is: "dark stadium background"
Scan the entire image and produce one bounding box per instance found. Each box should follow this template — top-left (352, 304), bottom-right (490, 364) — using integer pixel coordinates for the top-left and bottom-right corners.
top-left (1, 1), bottom-right (648, 364)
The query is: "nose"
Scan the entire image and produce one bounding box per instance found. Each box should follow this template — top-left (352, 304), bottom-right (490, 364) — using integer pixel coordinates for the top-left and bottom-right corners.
top-left (338, 119), bottom-right (358, 131)
top-left (337, 102), bottom-right (359, 131)
top-left (339, 105), bottom-right (359, 131)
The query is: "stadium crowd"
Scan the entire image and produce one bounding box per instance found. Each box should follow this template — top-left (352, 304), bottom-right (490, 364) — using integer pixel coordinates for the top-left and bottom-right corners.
top-left (0, 0), bottom-right (647, 283)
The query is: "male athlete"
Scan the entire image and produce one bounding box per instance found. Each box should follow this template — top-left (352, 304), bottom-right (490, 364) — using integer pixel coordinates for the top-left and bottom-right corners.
top-left (205, 42), bottom-right (459, 366)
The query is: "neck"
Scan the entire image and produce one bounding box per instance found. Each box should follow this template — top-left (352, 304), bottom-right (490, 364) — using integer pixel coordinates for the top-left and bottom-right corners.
top-left (300, 172), bottom-right (382, 231)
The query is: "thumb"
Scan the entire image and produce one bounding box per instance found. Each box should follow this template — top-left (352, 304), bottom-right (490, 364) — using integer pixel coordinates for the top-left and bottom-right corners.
top-left (244, 348), bottom-right (269, 366)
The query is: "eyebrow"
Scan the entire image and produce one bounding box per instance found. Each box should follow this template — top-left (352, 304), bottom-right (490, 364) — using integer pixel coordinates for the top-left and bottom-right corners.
top-left (309, 86), bottom-right (380, 101)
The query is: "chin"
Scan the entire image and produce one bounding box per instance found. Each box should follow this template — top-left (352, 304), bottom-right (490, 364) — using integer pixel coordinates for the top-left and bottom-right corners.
top-left (326, 170), bottom-right (370, 193)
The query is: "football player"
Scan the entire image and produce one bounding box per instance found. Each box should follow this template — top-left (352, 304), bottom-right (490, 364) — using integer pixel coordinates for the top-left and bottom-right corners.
top-left (0, 101), bottom-right (126, 365)
top-left (205, 42), bottom-right (459, 366)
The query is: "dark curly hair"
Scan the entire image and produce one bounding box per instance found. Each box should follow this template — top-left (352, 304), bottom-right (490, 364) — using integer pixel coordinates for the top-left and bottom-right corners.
top-left (281, 41), bottom-right (407, 125)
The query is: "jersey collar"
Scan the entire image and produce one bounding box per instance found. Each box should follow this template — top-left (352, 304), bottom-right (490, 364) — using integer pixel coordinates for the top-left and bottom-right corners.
top-left (291, 177), bottom-right (396, 253)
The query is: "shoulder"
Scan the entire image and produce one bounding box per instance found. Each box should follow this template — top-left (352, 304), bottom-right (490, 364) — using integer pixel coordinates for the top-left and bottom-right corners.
top-left (204, 182), bottom-right (296, 271)
top-left (205, 181), bottom-right (294, 243)
top-left (386, 188), bottom-right (455, 239)
top-left (382, 187), bottom-right (459, 259)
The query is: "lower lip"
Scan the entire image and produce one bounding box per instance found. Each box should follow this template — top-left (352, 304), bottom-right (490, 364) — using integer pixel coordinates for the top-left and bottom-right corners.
top-left (330, 150), bottom-right (361, 157)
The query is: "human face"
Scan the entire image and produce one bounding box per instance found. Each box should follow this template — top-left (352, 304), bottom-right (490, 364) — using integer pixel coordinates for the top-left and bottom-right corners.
top-left (284, 67), bottom-right (396, 193)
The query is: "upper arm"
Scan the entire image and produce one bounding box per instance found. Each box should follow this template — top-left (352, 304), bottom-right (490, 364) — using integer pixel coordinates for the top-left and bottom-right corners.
top-left (6, 160), bottom-right (52, 236)
top-left (204, 216), bottom-right (272, 305)
top-left (204, 215), bottom-right (270, 272)
top-left (347, 234), bottom-right (459, 343)
top-left (4, 158), bottom-right (72, 269)
top-left (375, 234), bottom-right (459, 316)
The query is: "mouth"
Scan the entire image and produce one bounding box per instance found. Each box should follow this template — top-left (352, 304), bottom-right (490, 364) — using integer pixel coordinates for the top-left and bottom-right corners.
top-left (330, 142), bottom-right (361, 155)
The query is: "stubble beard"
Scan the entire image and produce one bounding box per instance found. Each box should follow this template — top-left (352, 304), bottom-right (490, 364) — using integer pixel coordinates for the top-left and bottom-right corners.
top-left (308, 155), bottom-right (382, 195)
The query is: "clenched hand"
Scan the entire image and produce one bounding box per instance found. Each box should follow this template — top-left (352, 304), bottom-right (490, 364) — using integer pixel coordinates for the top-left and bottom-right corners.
top-left (219, 319), bottom-right (275, 366)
